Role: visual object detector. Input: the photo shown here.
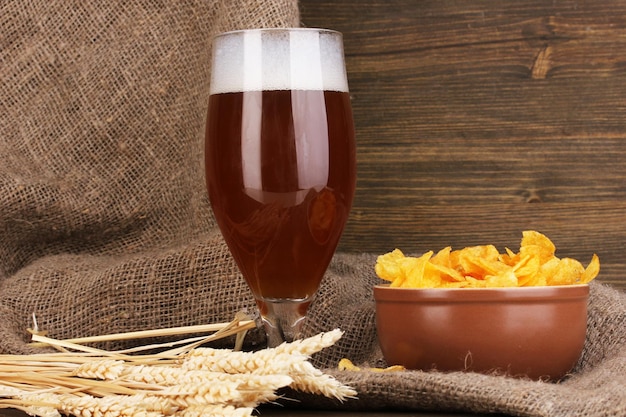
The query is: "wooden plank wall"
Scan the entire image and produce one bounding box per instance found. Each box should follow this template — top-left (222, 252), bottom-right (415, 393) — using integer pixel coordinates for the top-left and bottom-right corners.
top-left (299, 0), bottom-right (626, 291)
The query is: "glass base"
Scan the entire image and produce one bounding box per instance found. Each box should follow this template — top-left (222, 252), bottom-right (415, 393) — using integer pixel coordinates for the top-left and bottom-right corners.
top-left (258, 298), bottom-right (311, 347)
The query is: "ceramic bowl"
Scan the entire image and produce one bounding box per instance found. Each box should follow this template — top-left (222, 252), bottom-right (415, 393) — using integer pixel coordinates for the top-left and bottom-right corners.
top-left (373, 284), bottom-right (589, 380)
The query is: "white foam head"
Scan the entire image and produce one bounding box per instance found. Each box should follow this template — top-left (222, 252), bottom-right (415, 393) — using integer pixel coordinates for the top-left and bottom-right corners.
top-left (210, 28), bottom-right (349, 94)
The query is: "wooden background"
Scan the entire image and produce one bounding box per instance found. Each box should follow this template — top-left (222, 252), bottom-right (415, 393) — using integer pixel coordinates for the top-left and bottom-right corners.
top-left (299, 0), bottom-right (626, 291)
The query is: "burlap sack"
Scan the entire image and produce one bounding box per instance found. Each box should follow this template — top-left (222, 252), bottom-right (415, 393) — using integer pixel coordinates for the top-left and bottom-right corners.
top-left (1, 1), bottom-right (625, 416)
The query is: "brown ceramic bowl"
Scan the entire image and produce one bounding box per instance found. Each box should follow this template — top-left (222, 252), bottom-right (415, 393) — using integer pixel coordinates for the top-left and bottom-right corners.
top-left (374, 284), bottom-right (589, 380)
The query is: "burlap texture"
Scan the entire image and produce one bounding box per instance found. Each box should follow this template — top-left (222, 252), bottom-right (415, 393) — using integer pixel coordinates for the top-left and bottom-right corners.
top-left (1, 1), bottom-right (625, 416)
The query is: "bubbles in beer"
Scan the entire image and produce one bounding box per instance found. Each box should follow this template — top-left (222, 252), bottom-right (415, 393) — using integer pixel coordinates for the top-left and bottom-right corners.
top-left (210, 29), bottom-right (349, 94)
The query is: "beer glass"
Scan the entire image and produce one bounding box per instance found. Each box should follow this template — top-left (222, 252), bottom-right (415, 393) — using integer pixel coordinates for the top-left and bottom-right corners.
top-left (205, 28), bottom-right (356, 346)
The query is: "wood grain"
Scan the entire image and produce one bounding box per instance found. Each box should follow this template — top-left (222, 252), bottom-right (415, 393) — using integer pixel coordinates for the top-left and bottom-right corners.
top-left (300, 0), bottom-right (626, 290)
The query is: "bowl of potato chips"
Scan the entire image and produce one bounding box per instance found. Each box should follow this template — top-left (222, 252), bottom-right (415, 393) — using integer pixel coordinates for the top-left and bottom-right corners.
top-left (373, 231), bottom-right (599, 380)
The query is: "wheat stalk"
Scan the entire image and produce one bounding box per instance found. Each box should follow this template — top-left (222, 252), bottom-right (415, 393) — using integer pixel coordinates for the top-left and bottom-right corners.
top-left (0, 317), bottom-right (356, 416)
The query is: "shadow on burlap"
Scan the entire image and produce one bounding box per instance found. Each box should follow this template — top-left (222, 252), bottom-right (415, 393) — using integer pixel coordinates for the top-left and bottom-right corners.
top-left (1, 1), bottom-right (624, 416)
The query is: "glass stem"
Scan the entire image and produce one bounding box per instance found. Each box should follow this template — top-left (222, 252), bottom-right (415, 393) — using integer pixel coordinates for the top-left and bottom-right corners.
top-left (260, 299), bottom-right (309, 347)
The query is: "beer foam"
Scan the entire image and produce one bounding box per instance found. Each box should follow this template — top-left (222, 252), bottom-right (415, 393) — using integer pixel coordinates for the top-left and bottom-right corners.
top-left (210, 29), bottom-right (349, 94)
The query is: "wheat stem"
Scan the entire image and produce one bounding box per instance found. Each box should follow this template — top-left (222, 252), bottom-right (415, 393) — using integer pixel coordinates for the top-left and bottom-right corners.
top-left (30, 321), bottom-right (253, 347)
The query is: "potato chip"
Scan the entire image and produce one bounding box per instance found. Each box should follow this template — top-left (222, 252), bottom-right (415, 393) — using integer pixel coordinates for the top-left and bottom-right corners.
top-left (520, 230), bottom-right (556, 264)
top-left (485, 270), bottom-right (518, 287)
top-left (461, 246), bottom-right (511, 280)
top-left (499, 247), bottom-right (520, 267)
top-left (338, 358), bottom-right (405, 373)
top-left (430, 246), bottom-right (453, 267)
top-left (375, 249), bottom-right (407, 286)
top-left (375, 231), bottom-right (600, 289)
top-left (426, 261), bottom-right (465, 283)
top-left (547, 258), bottom-right (584, 286)
top-left (582, 254), bottom-right (600, 284)
top-left (427, 246), bottom-right (466, 283)
top-left (511, 254), bottom-right (541, 286)
top-left (400, 251), bottom-right (434, 288)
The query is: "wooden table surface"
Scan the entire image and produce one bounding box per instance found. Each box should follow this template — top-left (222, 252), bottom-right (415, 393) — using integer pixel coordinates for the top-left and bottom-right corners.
top-left (259, 409), bottom-right (507, 417)
top-left (0, 408), bottom-right (505, 417)
top-left (300, 0), bottom-right (626, 292)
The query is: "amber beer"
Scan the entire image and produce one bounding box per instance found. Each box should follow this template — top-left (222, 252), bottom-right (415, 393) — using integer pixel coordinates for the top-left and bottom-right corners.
top-left (206, 89), bottom-right (355, 304)
top-left (205, 29), bottom-right (356, 313)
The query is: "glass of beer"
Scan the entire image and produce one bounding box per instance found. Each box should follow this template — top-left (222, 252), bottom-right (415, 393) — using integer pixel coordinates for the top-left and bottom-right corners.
top-left (205, 28), bottom-right (356, 346)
